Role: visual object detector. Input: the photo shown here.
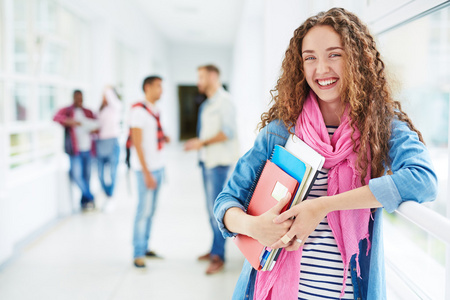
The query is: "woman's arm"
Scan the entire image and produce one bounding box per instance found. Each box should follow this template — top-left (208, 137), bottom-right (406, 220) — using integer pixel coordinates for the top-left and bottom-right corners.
top-left (224, 194), bottom-right (294, 248)
top-left (104, 88), bottom-right (122, 110)
top-left (214, 120), bottom-right (294, 248)
top-left (271, 185), bottom-right (381, 250)
top-left (369, 118), bottom-right (438, 212)
top-left (271, 118), bottom-right (438, 251)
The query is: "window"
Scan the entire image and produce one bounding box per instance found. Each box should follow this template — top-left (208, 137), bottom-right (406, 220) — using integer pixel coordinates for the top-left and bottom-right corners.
top-left (37, 0), bottom-right (64, 76)
top-left (378, 5), bottom-right (450, 299)
top-left (6, 0), bottom-right (90, 170)
top-left (13, 83), bottom-right (30, 122)
top-left (59, 8), bottom-right (89, 80)
top-left (9, 132), bottom-right (33, 168)
top-left (39, 85), bottom-right (56, 121)
top-left (13, 0), bottom-right (31, 74)
top-left (36, 0), bottom-right (57, 35)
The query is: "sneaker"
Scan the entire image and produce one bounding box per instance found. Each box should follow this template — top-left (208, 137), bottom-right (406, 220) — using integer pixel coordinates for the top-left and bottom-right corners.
top-left (145, 250), bottom-right (163, 259)
top-left (134, 257), bottom-right (146, 268)
top-left (197, 253), bottom-right (211, 261)
top-left (81, 202), bottom-right (95, 212)
top-left (205, 255), bottom-right (224, 275)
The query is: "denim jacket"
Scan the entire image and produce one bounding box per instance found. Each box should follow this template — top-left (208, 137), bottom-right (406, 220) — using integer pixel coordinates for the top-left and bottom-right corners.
top-left (214, 119), bottom-right (437, 300)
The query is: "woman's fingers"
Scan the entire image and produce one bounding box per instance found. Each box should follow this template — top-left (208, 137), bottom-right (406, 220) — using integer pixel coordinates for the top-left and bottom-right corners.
top-left (271, 229), bottom-right (294, 249)
top-left (273, 205), bottom-right (298, 224)
top-left (270, 192), bottom-right (291, 215)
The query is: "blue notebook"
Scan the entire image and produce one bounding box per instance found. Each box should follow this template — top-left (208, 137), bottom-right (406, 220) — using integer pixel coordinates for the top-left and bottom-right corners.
top-left (271, 145), bottom-right (308, 184)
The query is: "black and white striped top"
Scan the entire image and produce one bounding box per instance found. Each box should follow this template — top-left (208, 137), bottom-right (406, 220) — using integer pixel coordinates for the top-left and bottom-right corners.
top-left (298, 126), bottom-right (354, 300)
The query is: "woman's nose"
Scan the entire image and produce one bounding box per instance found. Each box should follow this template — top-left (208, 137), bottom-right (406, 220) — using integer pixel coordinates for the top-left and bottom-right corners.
top-left (316, 58), bottom-right (330, 74)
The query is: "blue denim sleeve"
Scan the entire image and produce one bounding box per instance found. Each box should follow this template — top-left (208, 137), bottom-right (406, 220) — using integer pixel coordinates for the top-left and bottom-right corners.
top-left (369, 118), bottom-right (438, 213)
top-left (214, 125), bottom-right (272, 238)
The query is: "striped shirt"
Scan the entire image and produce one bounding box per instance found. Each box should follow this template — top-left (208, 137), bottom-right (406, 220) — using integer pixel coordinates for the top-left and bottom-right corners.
top-left (298, 126), bottom-right (354, 300)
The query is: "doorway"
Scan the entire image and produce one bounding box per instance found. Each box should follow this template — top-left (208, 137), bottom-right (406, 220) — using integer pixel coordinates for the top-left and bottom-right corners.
top-left (178, 85), bottom-right (206, 140)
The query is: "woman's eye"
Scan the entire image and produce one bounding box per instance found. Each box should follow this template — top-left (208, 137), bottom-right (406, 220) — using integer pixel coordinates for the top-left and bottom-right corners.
top-left (330, 53), bottom-right (341, 58)
top-left (304, 56), bottom-right (315, 61)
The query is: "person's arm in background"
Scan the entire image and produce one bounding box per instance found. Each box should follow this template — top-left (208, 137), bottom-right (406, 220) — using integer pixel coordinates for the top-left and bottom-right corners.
top-left (53, 107), bottom-right (80, 127)
top-left (104, 87), bottom-right (122, 110)
top-left (131, 127), bottom-right (157, 189)
top-left (184, 100), bottom-right (234, 150)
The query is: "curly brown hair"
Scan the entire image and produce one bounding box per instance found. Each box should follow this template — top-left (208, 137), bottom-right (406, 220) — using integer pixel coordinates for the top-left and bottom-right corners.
top-left (260, 7), bottom-right (423, 183)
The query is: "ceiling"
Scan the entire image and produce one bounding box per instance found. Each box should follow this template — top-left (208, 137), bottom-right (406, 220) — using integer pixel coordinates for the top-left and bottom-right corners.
top-left (133, 0), bottom-right (244, 46)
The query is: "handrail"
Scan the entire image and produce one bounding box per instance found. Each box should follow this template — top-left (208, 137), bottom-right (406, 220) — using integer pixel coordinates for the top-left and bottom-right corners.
top-left (395, 200), bottom-right (450, 244)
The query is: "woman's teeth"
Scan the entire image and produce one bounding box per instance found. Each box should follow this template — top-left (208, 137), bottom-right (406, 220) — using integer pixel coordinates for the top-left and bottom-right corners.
top-left (318, 79), bottom-right (337, 86)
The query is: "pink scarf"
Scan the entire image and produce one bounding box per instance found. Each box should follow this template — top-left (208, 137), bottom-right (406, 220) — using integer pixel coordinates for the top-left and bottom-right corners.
top-left (254, 91), bottom-right (371, 299)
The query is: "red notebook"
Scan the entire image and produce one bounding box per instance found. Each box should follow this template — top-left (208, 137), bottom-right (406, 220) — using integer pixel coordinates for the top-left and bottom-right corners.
top-left (233, 160), bottom-right (298, 270)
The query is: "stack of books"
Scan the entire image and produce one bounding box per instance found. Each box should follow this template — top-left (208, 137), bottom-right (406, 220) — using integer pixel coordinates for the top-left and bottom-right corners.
top-left (233, 134), bottom-right (325, 271)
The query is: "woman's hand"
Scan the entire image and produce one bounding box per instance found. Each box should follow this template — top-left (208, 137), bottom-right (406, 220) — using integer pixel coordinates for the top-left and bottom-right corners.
top-left (271, 197), bottom-right (329, 251)
top-left (247, 193), bottom-right (295, 249)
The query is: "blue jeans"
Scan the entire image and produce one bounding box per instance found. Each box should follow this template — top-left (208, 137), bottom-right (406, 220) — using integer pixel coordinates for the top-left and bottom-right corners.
top-left (95, 138), bottom-right (120, 197)
top-left (69, 151), bottom-right (94, 206)
top-left (133, 169), bottom-right (164, 258)
top-left (201, 162), bottom-right (230, 262)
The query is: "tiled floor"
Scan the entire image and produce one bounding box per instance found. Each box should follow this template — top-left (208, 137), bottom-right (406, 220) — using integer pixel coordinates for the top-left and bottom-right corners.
top-left (0, 145), bottom-right (244, 300)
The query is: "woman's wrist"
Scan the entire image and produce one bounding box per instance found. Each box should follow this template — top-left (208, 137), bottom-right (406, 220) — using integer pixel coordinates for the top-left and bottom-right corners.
top-left (243, 214), bottom-right (258, 239)
top-left (310, 196), bottom-right (333, 216)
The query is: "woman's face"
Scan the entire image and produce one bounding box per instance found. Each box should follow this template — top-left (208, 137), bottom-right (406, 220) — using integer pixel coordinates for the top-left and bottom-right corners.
top-left (302, 25), bottom-right (345, 106)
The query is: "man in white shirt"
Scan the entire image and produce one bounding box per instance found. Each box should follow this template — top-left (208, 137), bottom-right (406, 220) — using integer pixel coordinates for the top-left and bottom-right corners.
top-left (185, 65), bottom-right (238, 275)
top-left (130, 76), bottom-right (169, 268)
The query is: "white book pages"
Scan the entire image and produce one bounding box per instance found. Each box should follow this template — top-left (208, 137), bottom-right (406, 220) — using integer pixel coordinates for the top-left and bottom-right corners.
top-left (284, 134), bottom-right (325, 201)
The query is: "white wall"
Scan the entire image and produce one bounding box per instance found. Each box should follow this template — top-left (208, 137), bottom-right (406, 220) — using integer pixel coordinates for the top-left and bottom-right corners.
top-left (228, 0), bottom-right (265, 153)
top-left (170, 43), bottom-right (232, 85)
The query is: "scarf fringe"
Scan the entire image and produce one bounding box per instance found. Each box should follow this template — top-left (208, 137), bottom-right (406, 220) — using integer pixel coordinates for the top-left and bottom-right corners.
top-left (339, 233), bottom-right (371, 298)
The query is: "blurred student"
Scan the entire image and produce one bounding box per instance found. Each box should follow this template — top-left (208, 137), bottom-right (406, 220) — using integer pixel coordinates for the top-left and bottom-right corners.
top-left (185, 64), bottom-right (238, 275)
top-left (96, 86), bottom-right (122, 212)
top-left (53, 90), bottom-right (98, 211)
top-left (129, 76), bottom-right (170, 268)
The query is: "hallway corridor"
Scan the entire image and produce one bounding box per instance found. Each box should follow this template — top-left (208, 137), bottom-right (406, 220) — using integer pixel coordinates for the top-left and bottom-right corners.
top-left (0, 145), bottom-right (243, 300)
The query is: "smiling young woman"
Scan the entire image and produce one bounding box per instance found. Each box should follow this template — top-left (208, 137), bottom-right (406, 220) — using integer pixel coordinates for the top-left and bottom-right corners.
top-left (214, 7), bottom-right (437, 300)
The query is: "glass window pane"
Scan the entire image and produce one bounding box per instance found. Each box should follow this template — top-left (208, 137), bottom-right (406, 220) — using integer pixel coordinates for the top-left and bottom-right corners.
top-left (39, 85), bottom-right (55, 120)
top-left (59, 8), bottom-right (89, 80)
top-left (14, 0), bottom-right (30, 74)
top-left (13, 83), bottom-right (29, 121)
top-left (9, 132), bottom-right (33, 168)
top-left (41, 42), bottom-right (64, 75)
top-left (36, 0), bottom-right (57, 35)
